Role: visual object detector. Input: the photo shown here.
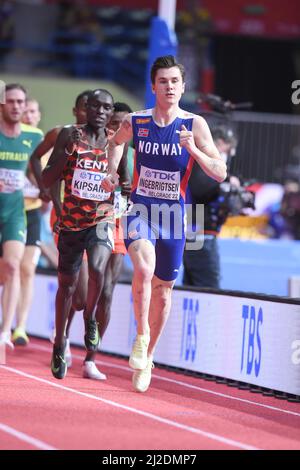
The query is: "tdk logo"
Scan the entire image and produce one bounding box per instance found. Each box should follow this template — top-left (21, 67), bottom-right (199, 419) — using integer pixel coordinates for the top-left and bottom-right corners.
top-left (145, 169), bottom-right (176, 181)
top-left (79, 171), bottom-right (103, 181)
top-left (180, 298), bottom-right (199, 362)
top-left (241, 305), bottom-right (263, 377)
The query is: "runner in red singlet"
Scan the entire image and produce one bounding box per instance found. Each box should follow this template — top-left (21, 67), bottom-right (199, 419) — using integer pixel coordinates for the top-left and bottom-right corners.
top-left (42, 89), bottom-right (115, 380)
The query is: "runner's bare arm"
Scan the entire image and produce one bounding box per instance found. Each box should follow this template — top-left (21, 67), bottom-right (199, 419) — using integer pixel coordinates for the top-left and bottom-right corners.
top-left (102, 115), bottom-right (133, 192)
top-left (180, 116), bottom-right (227, 182)
top-left (50, 180), bottom-right (62, 218)
top-left (30, 127), bottom-right (61, 192)
top-left (117, 142), bottom-right (132, 196)
top-left (42, 126), bottom-right (78, 188)
top-left (26, 167), bottom-right (37, 185)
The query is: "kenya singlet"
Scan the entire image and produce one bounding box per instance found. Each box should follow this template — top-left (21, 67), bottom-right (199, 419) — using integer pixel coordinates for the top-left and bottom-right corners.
top-left (59, 138), bottom-right (113, 231)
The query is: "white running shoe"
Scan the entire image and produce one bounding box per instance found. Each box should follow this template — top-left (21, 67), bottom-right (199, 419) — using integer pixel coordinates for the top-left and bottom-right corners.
top-left (0, 331), bottom-right (14, 349)
top-left (129, 334), bottom-right (150, 370)
top-left (132, 357), bottom-right (154, 393)
top-left (82, 361), bottom-right (107, 380)
top-left (65, 338), bottom-right (72, 368)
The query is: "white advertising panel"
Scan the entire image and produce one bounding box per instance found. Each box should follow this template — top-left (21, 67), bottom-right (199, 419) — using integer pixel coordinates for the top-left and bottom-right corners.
top-left (24, 275), bottom-right (300, 395)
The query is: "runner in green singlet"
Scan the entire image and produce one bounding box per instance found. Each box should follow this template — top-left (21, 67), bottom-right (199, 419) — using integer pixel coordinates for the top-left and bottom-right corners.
top-left (0, 83), bottom-right (43, 348)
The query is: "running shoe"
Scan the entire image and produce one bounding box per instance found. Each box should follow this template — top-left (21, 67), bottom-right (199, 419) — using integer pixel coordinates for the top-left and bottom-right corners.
top-left (65, 338), bottom-right (72, 368)
top-left (84, 318), bottom-right (100, 351)
top-left (51, 341), bottom-right (67, 379)
top-left (12, 328), bottom-right (29, 346)
top-left (132, 357), bottom-right (154, 393)
top-left (82, 361), bottom-right (107, 380)
top-left (129, 334), bottom-right (150, 370)
top-left (0, 331), bottom-right (14, 349)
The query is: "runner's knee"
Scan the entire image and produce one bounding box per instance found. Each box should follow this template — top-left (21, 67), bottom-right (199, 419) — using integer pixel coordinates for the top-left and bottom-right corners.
top-left (58, 275), bottom-right (78, 298)
top-left (134, 263), bottom-right (154, 283)
top-left (89, 266), bottom-right (105, 287)
top-left (4, 258), bottom-right (21, 278)
top-left (72, 290), bottom-right (85, 311)
top-left (101, 282), bottom-right (114, 307)
top-left (20, 261), bottom-right (36, 279)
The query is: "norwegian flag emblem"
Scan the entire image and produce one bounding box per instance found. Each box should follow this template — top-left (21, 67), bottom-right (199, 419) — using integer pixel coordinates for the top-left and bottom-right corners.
top-left (138, 128), bottom-right (149, 137)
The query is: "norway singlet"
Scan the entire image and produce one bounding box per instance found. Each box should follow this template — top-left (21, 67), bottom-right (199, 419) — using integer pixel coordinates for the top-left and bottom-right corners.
top-left (123, 108), bottom-right (195, 281)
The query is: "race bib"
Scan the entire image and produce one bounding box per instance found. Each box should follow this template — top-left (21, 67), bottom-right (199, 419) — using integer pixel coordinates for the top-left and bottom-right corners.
top-left (23, 176), bottom-right (40, 198)
top-left (71, 168), bottom-right (111, 201)
top-left (0, 168), bottom-right (25, 193)
top-left (113, 190), bottom-right (128, 219)
top-left (136, 165), bottom-right (180, 200)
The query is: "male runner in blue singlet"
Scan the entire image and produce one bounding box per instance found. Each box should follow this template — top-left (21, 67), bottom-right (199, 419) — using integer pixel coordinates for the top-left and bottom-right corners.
top-left (102, 55), bottom-right (227, 392)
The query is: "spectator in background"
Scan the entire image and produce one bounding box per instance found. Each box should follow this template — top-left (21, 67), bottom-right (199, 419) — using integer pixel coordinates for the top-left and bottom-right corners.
top-left (54, 0), bottom-right (104, 76)
top-left (278, 180), bottom-right (300, 239)
top-left (0, 1), bottom-right (14, 68)
top-left (183, 125), bottom-right (238, 289)
top-left (68, 4), bottom-right (104, 44)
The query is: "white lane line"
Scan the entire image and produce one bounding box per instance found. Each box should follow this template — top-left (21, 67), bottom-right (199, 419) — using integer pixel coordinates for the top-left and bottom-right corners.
top-left (0, 365), bottom-right (258, 450)
top-left (30, 342), bottom-right (300, 419)
top-left (0, 422), bottom-right (57, 450)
